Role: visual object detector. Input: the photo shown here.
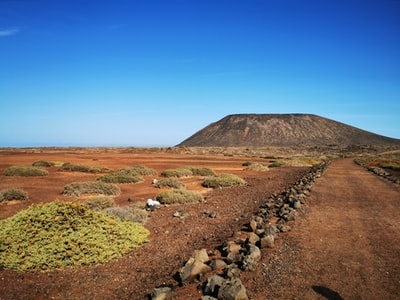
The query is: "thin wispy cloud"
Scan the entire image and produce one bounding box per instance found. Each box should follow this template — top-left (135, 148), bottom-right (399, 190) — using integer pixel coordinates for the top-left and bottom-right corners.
top-left (0, 27), bottom-right (20, 37)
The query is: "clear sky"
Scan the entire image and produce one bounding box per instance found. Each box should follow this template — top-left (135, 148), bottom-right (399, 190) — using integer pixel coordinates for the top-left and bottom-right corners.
top-left (1, 0), bottom-right (399, 147)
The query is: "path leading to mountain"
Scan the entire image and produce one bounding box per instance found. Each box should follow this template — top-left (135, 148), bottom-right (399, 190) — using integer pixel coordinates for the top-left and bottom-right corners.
top-left (256, 159), bottom-right (400, 300)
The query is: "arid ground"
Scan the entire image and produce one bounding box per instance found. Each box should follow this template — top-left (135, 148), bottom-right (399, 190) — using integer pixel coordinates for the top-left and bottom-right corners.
top-left (0, 148), bottom-right (399, 299)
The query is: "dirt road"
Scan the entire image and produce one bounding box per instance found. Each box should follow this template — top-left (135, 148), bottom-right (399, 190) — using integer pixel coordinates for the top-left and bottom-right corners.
top-left (255, 159), bottom-right (400, 300)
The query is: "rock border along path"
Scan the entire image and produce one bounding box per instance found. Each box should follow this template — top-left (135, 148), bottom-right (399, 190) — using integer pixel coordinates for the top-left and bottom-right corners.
top-left (151, 162), bottom-right (330, 299)
top-left (152, 159), bottom-right (400, 299)
top-left (260, 158), bottom-right (400, 300)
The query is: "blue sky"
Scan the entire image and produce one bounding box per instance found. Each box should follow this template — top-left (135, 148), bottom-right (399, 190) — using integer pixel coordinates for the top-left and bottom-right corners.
top-left (1, 0), bottom-right (399, 147)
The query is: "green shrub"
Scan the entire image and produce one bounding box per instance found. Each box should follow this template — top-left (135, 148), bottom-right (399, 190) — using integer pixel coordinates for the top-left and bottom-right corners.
top-left (243, 162), bottom-right (269, 171)
top-left (85, 196), bottom-right (115, 210)
top-left (62, 181), bottom-right (121, 197)
top-left (269, 160), bottom-right (285, 168)
top-left (121, 165), bottom-right (157, 176)
top-left (59, 163), bottom-right (111, 173)
top-left (202, 173), bottom-right (246, 188)
top-left (0, 188), bottom-right (28, 202)
top-left (290, 157), bottom-right (319, 166)
top-left (380, 162), bottom-right (400, 171)
top-left (156, 189), bottom-right (203, 204)
top-left (97, 172), bottom-right (142, 184)
top-left (103, 206), bottom-right (148, 224)
top-left (153, 178), bottom-right (186, 189)
top-left (0, 201), bottom-right (149, 271)
top-left (188, 167), bottom-right (216, 176)
top-left (32, 160), bottom-right (55, 167)
top-left (4, 166), bottom-right (49, 177)
top-left (161, 167), bottom-right (193, 178)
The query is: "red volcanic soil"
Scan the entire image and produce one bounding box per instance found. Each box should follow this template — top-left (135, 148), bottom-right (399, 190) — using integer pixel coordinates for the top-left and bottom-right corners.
top-left (0, 148), bottom-right (399, 299)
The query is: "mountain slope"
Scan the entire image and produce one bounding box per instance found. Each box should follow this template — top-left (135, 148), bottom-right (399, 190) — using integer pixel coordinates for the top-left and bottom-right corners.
top-left (177, 114), bottom-right (400, 147)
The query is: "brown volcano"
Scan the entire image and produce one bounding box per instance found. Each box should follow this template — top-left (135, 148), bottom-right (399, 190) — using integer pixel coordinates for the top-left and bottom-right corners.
top-left (178, 114), bottom-right (400, 147)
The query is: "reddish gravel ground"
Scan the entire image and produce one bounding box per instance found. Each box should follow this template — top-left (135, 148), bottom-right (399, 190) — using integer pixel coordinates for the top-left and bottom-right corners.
top-left (0, 150), bottom-right (399, 299)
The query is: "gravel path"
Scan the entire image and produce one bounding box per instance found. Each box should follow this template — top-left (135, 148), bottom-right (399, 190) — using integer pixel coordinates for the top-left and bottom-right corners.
top-left (253, 158), bottom-right (400, 300)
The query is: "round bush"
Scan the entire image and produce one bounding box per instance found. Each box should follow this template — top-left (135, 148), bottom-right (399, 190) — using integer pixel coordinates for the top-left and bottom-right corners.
top-left (59, 163), bottom-right (111, 173)
top-left (161, 167), bottom-right (193, 178)
top-left (243, 162), bottom-right (269, 171)
top-left (97, 172), bottom-right (142, 184)
top-left (103, 206), bottom-right (148, 224)
top-left (153, 178), bottom-right (186, 189)
top-left (269, 160), bottom-right (285, 168)
top-left (202, 173), bottom-right (246, 188)
top-left (62, 181), bottom-right (121, 197)
top-left (32, 160), bottom-right (55, 167)
top-left (0, 188), bottom-right (28, 202)
top-left (156, 189), bottom-right (203, 204)
top-left (189, 167), bottom-right (216, 176)
top-left (121, 165), bottom-right (157, 176)
top-left (0, 201), bottom-right (149, 271)
top-left (4, 166), bottom-right (49, 177)
top-left (85, 196), bottom-right (115, 210)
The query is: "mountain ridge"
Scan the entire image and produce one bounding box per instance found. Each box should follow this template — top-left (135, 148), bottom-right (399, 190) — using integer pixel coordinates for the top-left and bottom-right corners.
top-left (177, 114), bottom-right (400, 147)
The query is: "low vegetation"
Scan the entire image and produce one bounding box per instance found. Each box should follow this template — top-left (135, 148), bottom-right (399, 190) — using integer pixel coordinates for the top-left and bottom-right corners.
top-left (242, 161), bottom-right (269, 171)
top-left (84, 197), bottom-right (148, 224)
top-left (156, 189), bottom-right (203, 204)
top-left (97, 172), bottom-right (142, 184)
top-left (153, 178), bottom-right (186, 189)
top-left (289, 157), bottom-right (319, 166)
top-left (84, 196), bottom-right (115, 210)
top-left (0, 201), bottom-right (149, 272)
top-left (161, 167), bottom-right (193, 178)
top-left (4, 165), bottom-right (49, 177)
top-left (32, 160), bottom-right (55, 167)
top-left (355, 154), bottom-right (400, 171)
top-left (96, 165), bottom-right (155, 183)
top-left (59, 162), bottom-right (111, 173)
top-left (268, 160), bottom-right (285, 168)
top-left (188, 167), bottom-right (216, 176)
top-left (103, 206), bottom-right (148, 224)
top-left (0, 188), bottom-right (28, 202)
top-left (122, 165), bottom-right (157, 176)
top-left (161, 166), bottom-right (216, 177)
top-left (202, 173), bottom-right (246, 188)
top-left (62, 181), bottom-right (121, 197)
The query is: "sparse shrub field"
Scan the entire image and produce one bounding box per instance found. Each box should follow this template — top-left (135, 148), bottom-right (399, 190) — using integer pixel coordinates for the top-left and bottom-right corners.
top-left (1, 147), bottom-right (399, 299)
